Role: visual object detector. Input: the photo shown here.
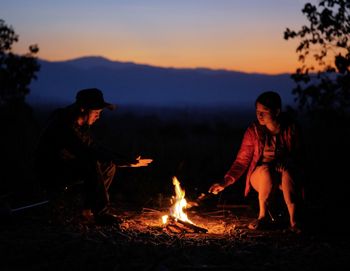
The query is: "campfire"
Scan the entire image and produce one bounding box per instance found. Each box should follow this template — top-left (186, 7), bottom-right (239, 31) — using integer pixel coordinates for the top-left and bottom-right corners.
top-left (161, 177), bottom-right (207, 233)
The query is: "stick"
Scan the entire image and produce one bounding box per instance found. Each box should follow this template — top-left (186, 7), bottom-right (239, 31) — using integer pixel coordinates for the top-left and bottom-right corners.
top-left (142, 207), bottom-right (161, 213)
top-left (11, 200), bottom-right (49, 213)
top-left (216, 204), bottom-right (250, 209)
top-left (187, 193), bottom-right (216, 209)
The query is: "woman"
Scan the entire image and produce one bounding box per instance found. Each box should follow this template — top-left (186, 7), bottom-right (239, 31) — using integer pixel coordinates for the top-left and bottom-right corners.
top-left (209, 91), bottom-right (304, 232)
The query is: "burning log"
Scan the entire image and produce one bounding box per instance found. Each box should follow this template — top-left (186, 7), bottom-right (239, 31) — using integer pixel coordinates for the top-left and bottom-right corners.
top-left (167, 216), bottom-right (208, 233)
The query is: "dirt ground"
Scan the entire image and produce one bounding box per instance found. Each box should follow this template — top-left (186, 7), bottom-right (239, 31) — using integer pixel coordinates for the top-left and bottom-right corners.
top-left (1, 197), bottom-right (350, 271)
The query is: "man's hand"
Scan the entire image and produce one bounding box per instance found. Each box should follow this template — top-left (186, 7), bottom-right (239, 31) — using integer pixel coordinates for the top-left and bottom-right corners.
top-left (129, 156), bottom-right (153, 167)
top-left (208, 183), bottom-right (225, 195)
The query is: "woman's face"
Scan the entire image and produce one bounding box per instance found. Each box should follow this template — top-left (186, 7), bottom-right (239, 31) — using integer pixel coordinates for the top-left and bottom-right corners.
top-left (256, 102), bottom-right (278, 126)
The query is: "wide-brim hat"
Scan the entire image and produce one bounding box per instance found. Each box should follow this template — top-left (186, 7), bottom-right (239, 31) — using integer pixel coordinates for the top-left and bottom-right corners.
top-left (75, 88), bottom-right (116, 110)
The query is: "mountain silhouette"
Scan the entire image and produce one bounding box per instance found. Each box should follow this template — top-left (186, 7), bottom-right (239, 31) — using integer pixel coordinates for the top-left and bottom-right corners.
top-left (28, 56), bottom-right (297, 109)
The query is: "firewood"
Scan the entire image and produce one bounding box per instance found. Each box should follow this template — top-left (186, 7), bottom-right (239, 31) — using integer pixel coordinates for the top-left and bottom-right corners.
top-left (175, 219), bottom-right (208, 233)
top-left (167, 216), bottom-right (208, 233)
top-left (166, 224), bottom-right (183, 234)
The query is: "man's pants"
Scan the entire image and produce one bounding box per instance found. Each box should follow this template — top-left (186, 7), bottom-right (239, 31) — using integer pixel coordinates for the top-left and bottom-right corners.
top-left (40, 159), bottom-right (117, 215)
top-left (82, 160), bottom-right (116, 214)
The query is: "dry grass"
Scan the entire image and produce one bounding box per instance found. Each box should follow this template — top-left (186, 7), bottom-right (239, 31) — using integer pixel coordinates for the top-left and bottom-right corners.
top-left (1, 201), bottom-right (350, 271)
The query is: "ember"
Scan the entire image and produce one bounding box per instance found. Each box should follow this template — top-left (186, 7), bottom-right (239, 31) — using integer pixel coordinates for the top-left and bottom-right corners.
top-left (162, 176), bottom-right (207, 233)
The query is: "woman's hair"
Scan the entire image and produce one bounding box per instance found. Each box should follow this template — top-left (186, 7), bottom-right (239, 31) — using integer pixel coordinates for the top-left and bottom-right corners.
top-left (255, 91), bottom-right (282, 113)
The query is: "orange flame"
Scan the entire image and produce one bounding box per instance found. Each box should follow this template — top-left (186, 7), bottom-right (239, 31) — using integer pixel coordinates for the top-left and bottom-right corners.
top-left (162, 176), bottom-right (194, 225)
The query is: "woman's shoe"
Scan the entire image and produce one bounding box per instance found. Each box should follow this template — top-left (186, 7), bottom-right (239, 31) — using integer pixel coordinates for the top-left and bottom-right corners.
top-left (289, 224), bottom-right (302, 234)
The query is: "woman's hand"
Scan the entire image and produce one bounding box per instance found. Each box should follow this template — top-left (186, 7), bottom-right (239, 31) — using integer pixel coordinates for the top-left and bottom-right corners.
top-left (208, 183), bottom-right (225, 195)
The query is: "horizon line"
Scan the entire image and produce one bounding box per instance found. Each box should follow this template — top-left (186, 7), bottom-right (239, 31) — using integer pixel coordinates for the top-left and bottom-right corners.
top-left (38, 55), bottom-right (294, 76)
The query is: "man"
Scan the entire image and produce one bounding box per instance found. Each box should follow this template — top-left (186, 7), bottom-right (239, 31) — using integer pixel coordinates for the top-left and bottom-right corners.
top-left (35, 88), bottom-right (152, 224)
top-left (209, 91), bottom-right (304, 233)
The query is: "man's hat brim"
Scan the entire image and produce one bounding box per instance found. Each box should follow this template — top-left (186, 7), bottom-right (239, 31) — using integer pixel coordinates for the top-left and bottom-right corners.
top-left (88, 102), bottom-right (116, 110)
top-left (75, 88), bottom-right (117, 110)
top-left (104, 103), bottom-right (116, 110)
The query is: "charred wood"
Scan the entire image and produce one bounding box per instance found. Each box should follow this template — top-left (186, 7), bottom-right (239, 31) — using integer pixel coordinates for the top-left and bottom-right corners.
top-left (165, 216), bottom-right (208, 233)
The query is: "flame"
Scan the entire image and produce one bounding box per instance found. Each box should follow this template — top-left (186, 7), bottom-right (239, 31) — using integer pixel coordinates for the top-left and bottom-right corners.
top-left (162, 215), bottom-right (168, 224)
top-left (162, 176), bottom-right (194, 225)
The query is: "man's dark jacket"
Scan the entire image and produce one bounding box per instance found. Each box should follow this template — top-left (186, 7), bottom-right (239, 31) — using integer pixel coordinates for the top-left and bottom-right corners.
top-left (35, 104), bottom-right (135, 189)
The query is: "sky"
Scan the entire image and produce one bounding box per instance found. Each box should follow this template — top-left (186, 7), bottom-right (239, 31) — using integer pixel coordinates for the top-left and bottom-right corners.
top-left (1, 0), bottom-right (317, 74)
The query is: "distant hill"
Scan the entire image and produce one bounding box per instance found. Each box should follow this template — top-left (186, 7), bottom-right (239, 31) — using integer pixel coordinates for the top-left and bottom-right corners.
top-left (28, 56), bottom-right (297, 109)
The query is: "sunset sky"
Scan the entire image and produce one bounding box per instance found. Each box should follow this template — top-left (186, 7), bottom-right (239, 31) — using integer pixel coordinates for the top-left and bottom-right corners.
top-left (2, 0), bottom-right (316, 74)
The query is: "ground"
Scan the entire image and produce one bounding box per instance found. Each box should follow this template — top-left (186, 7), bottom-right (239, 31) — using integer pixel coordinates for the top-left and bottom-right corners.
top-left (1, 195), bottom-right (349, 271)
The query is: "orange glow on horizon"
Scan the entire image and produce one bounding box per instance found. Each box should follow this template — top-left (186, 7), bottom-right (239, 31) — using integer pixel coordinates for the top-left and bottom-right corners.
top-left (18, 51), bottom-right (302, 75)
top-left (13, 36), bottom-right (306, 75)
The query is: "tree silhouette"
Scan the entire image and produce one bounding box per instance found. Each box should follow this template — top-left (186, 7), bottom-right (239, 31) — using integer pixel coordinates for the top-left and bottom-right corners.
top-left (0, 19), bottom-right (40, 105)
top-left (0, 19), bottom-right (40, 195)
top-left (284, 0), bottom-right (350, 115)
top-left (284, 1), bottom-right (350, 226)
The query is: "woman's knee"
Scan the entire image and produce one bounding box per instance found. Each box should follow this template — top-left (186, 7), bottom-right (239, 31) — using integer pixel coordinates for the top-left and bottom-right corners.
top-left (250, 165), bottom-right (274, 193)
